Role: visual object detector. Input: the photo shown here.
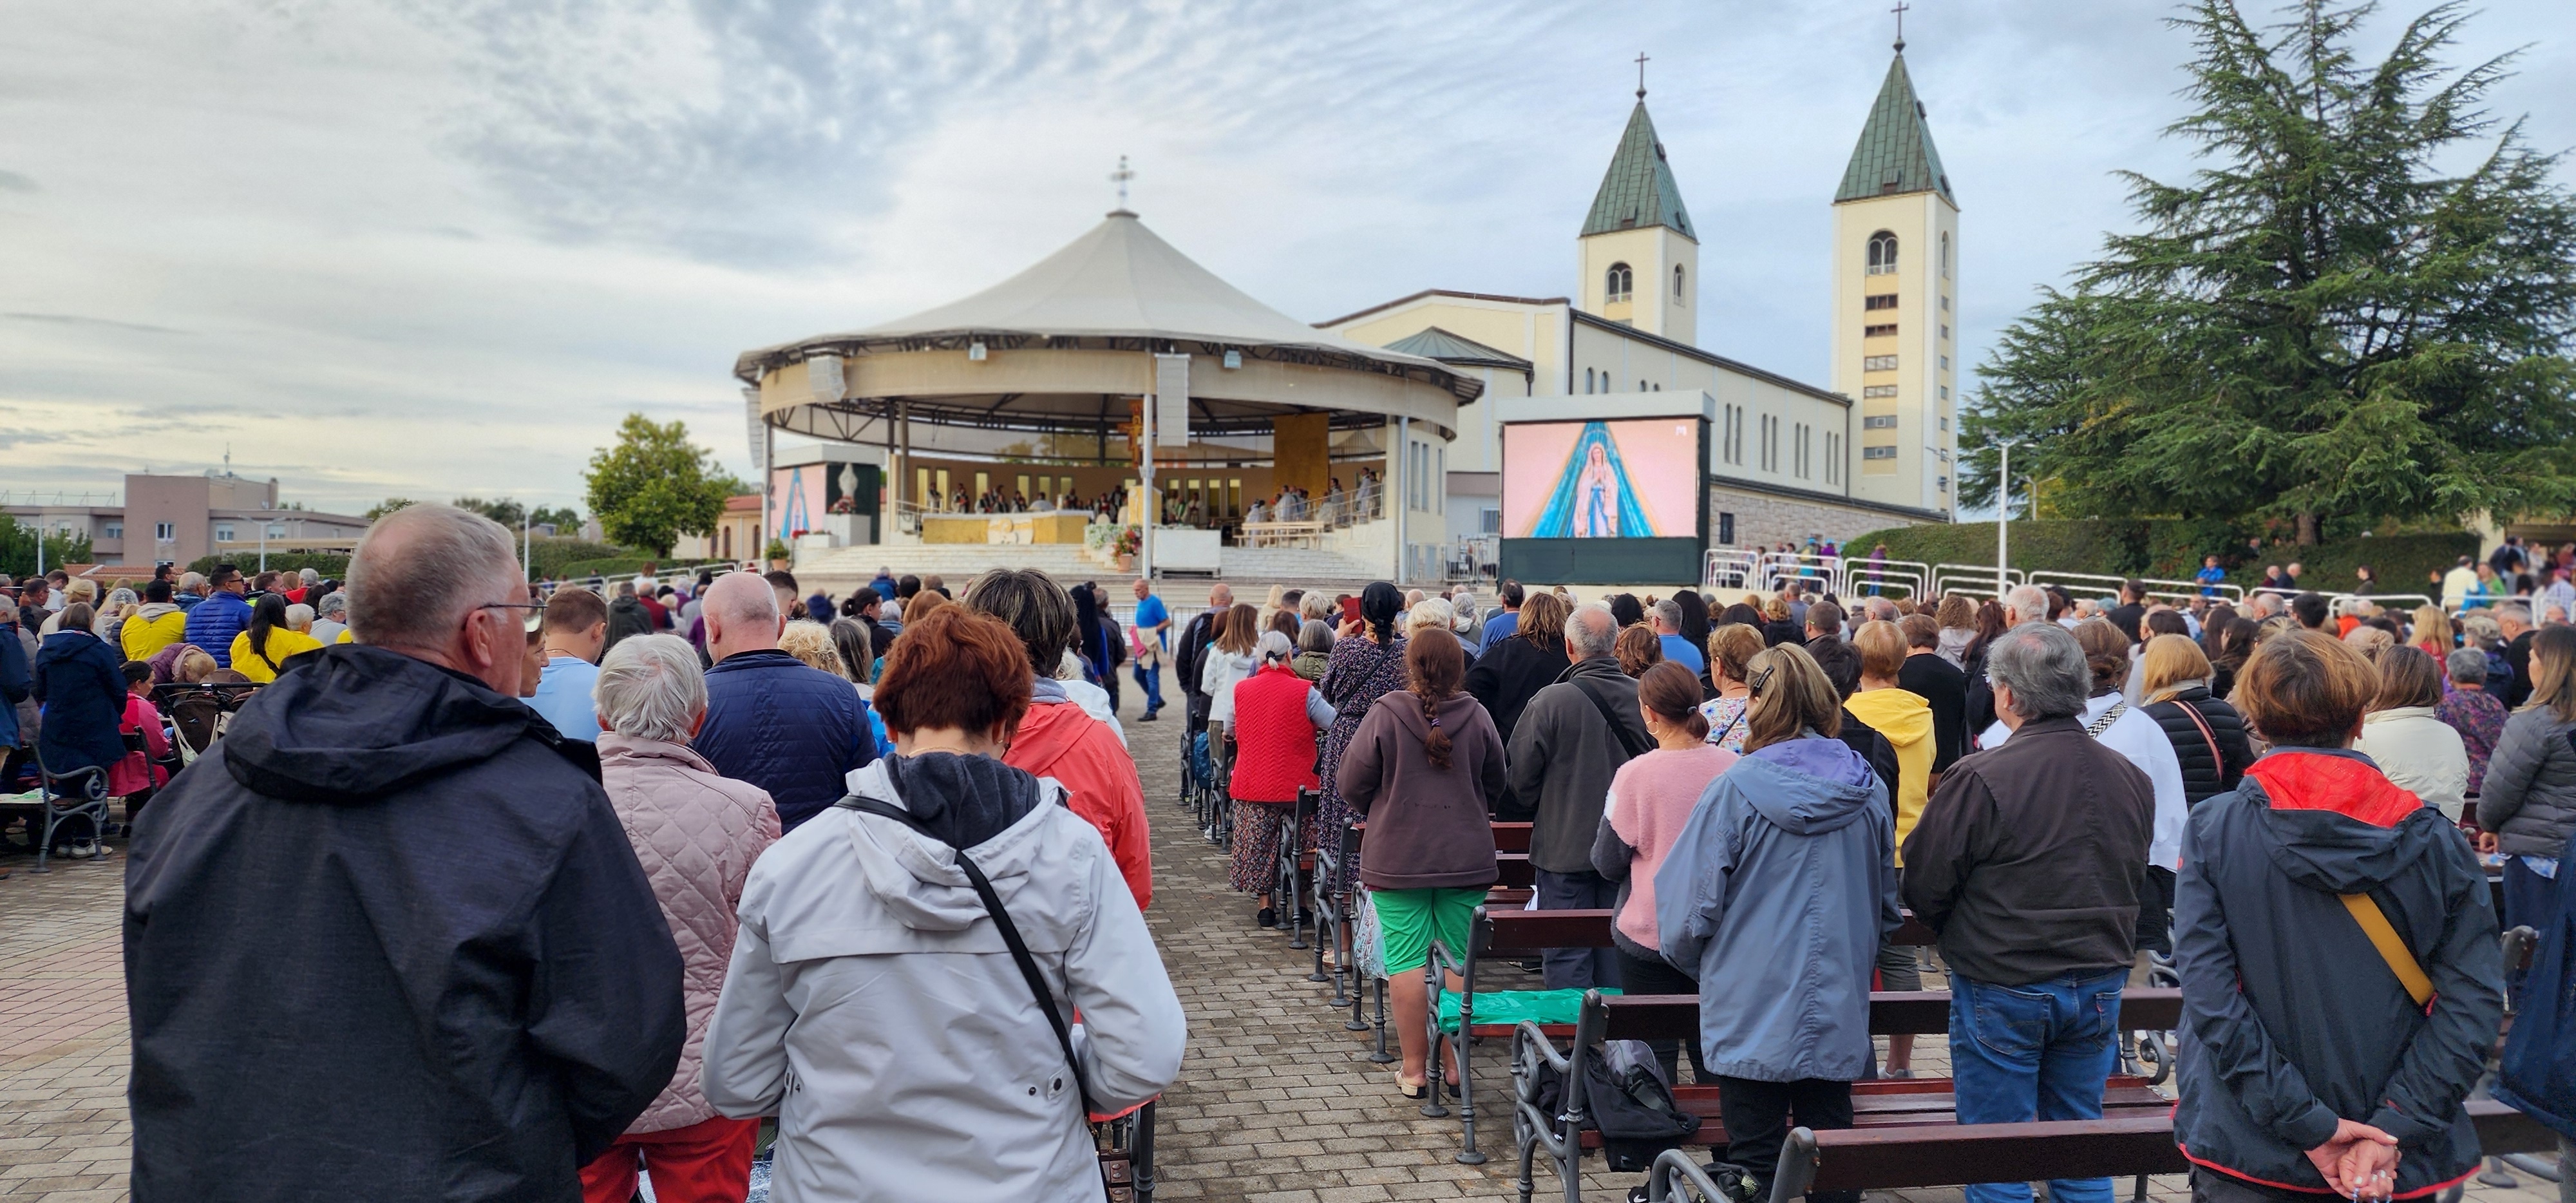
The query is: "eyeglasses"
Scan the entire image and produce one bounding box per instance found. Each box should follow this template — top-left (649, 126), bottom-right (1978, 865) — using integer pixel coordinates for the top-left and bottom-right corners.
top-left (478, 602), bottom-right (548, 632)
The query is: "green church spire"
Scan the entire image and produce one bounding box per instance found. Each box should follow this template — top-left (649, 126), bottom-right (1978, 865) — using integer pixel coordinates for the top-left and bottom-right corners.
top-left (1580, 100), bottom-right (1694, 240)
top-left (1835, 50), bottom-right (1956, 205)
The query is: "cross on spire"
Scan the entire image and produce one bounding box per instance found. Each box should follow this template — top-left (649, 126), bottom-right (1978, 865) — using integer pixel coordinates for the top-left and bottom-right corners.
top-left (1109, 155), bottom-right (1134, 210)
top-left (1634, 52), bottom-right (1650, 99)
top-left (1891, 1), bottom-right (1909, 52)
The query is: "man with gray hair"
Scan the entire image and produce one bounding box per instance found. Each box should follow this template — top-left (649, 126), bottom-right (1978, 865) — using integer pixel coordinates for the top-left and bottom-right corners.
top-left (122, 503), bottom-right (687, 1202)
top-left (2003, 584), bottom-right (2052, 628)
top-left (1507, 602), bottom-right (1651, 989)
top-left (2496, 603), bottom-right (2537, 708)
top-left (1901, 621), bottom-right (2155, 1203)
top-left (694, 570), bottom-right (883, 833)
top-left (1651, 598), bottom-right (1703, 674)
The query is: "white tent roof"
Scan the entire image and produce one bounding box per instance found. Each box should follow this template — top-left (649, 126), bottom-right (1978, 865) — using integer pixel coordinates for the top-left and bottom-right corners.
top-left (734, 210), bottom-right (1472, 399)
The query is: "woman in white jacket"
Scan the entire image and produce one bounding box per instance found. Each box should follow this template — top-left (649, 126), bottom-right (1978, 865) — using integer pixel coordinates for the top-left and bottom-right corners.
top-left (1196, 602), bottom-right (1261, 777)
top-left (701, 605), bottom-right (1186, 1202)
top-left (2354, 644), bottom-right (2470, 820)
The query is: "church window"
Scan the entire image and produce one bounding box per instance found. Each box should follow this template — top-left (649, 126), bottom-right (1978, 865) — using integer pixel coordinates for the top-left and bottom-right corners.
top-left (1673, 265), bottom-right (1686, 301)
top-left (1938, 385), bottom-right (1950, 400)
top-left (1863, 355), bottom-right (1898, 372)
top-left (1863, 415), bottom-right (1898, 429)
top-left (1866, 232), bottom-right (1898, 275)
top-left (1938, 475), bottom-right (1950, 492)
top-left (1864, 323), bottom-right (1897, 339)
top-left (1940, 355), bottom-right (1949, 370)
top-left (1864, 294), bottom-right (1898, 312)
top-left (1940, 233), bottom-right (1951, 279)
top-left (1584, 368), bottom-right (1595, 393)
top-left (1606, 263), bottom-right (1633, 302)
top-left (1864, 445), bottom-right (1898, 460)
top-left (1940, 325), bottom-right (1949, 341)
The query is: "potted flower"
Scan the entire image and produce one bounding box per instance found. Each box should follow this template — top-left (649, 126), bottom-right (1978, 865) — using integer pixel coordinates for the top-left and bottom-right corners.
top-left (764, 537), bottom-right (791, 571)
top-left (1112, 524), bottom-right (1141, 571)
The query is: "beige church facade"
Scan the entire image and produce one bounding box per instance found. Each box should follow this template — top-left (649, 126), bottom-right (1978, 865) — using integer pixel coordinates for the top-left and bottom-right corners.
top-left (1324, 43), bottom-right (1958, 553)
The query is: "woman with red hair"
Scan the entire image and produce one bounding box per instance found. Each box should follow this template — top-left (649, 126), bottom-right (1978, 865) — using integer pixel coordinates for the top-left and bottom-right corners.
top-left (703, 604), bottom-right (1186, 1201)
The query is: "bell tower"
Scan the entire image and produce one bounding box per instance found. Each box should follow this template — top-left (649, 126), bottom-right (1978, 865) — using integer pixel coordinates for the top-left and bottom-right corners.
top-left (1831, 33), bottom-right (1958, 515)
top-left (1577, 61), bottom-right (1699, 347)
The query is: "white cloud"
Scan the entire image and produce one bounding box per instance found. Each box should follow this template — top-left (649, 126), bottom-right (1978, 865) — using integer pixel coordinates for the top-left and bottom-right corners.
top-left (3, 0), bottom-right (2568, 515)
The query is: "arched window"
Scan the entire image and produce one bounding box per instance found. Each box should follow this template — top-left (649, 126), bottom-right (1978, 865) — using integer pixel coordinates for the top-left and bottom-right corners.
top-left (1867, 232), bottom-right (1898, 275)
top-left (1940, 232), bottom-right (1951, 279)
top-left (1584, 368), bottom-right (1595, 393)
top-left (1605, 262), bottom-right (1633, 302)
top-left (1673, 264), bottom-right (1687, 302)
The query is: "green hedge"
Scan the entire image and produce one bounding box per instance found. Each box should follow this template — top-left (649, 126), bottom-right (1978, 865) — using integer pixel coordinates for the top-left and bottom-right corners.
top-left (1848, 520), bottom-right (2477, 597)
top-left (186, 552), bottom-right (350, 579)
top-left (548, 556), bottom-right (742, 583)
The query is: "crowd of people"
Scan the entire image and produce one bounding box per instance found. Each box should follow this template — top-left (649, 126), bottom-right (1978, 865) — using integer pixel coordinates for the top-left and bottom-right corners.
top-left (14, 517), bottom-right (2576, 1201)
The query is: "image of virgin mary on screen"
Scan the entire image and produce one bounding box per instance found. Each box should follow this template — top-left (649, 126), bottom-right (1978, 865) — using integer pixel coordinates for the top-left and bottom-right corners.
top-left (1530, 421), bottom-right (1658, 538)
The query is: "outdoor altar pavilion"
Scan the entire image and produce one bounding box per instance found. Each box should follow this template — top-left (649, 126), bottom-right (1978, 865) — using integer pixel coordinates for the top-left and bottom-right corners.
top-left (733, 206), bottom-right (1482, 571)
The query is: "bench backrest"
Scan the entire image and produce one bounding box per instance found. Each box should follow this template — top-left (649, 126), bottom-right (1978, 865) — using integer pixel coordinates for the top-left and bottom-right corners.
top-left (1598, 988), bottom-right (2185, 1040)
top-left (1479, 905), bottom-right (1937, 955)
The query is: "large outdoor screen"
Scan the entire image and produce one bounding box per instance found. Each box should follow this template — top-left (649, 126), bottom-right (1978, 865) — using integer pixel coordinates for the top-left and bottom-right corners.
top-left (1501, 418), bottom-right (1700, 539)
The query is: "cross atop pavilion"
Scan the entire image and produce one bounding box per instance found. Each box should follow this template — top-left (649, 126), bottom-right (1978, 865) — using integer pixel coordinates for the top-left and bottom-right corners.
top-left (1110, 155), bottom-right (1134, 210)
top-left (1634, 52), bottom-right (1649, 99)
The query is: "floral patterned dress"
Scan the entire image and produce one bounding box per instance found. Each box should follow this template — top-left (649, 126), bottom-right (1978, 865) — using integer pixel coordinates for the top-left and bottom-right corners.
top-left (1316, 632), bottom-right (1409, 891)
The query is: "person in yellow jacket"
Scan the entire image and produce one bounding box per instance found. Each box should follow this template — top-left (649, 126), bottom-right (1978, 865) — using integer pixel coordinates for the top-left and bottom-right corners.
top-left (123, 580), bottom-right (191, 662)
top-left (229, 594), bottom-right (326, 683)
top-left (1845, 619), bottom-right (1936, 1075)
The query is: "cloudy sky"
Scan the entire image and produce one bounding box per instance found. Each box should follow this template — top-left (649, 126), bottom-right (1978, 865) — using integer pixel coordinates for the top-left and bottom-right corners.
top-left (4, 0), bottom-right (2570, 517)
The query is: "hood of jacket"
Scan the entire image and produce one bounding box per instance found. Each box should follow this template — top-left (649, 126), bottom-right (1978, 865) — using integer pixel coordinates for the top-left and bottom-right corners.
top-left (132, 602), bottom-right (183, 625)
top-left (220, 643), bottom-right (546, 804)
top-left (844, 753), bottom-right (1066, 933)
top-left (2243, 748), bottom-right (2444, 895)
top-left (1844, 688), bottom-right (1932, 750)
top-left (1734, 733), bottom-right (1880, 835)
top-left (1014, 687), bottom-right (1112, 768)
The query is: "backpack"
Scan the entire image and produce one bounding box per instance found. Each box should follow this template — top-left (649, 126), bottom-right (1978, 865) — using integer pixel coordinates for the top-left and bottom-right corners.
top-left (1528, 1039), bottom-right (1703, 1171)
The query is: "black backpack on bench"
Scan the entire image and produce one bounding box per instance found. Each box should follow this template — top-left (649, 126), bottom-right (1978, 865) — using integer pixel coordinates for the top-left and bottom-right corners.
top-left (1530, 1039), bottom-right (1703, 1172)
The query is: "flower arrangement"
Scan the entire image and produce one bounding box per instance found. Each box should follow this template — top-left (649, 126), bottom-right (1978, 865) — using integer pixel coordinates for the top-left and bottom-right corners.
top-left (1112, 524), bottom-right (1141, 557)
top-left (828, 496), bottom-right (858, 515)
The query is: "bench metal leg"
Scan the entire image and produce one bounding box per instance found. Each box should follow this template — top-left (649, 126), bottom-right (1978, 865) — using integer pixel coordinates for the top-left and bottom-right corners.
top-left (1367, 977), bottom-right (1394, 1063)
top-left (1132, 1100), bottom-right (1157, 1202)
top-left (1765, 1126), bottom-right (1819, 1203)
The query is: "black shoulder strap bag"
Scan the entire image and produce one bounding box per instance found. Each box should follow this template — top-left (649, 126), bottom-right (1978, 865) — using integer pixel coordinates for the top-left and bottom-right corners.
top-left (1575, 676), bottom-right (1655, 762)
top-left (834, 795), bottom-right (1099, 1120)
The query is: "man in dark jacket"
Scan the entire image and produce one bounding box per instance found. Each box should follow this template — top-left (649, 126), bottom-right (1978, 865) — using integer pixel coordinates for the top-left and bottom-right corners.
top-left (2501, 604), bottom-right (2537, 709)
top-left (124, 504), bottom-right (685, 1203)
top-left (1506, 603), bottom-right (1648, 989)
top-left (1897, 614), bottom-right (1969, 774)
top-left (696, 570), bottom-right (878, 831)
top-left (1902, 621), bottom-right (2155, 1203)
top-left (182, 563), bottom-right (253, 668)
top-left (1173, 582), bottom-right (1232, 725)
top-left (2177, 630), bottom-right (2503, 1203)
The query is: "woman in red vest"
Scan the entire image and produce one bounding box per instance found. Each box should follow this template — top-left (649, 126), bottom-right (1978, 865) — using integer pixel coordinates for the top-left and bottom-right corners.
top-left (1228, 630), bottom-right (1336, 927)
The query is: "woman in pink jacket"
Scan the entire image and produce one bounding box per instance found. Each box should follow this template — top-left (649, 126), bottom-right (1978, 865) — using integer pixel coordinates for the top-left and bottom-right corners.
top-left (1592, 660), bottom-right (1738, 1082)
top-left (578, 634), bottom-right (781, 1203)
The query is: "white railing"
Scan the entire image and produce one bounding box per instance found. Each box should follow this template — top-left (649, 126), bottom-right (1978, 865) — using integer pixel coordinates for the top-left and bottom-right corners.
top-left (1932, 563), bottom-right (2024, 598)
top-left (2025, 569), bottom-right (2243, 605)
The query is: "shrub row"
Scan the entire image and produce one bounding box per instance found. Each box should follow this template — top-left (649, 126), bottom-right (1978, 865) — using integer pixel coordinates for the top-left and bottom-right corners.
top-left (1846, 520), bottom-right (2477, 598)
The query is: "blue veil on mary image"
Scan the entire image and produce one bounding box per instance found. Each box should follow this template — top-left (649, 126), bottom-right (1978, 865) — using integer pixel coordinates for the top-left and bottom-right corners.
top-left (1530, 421), bottom-right (1656, 538)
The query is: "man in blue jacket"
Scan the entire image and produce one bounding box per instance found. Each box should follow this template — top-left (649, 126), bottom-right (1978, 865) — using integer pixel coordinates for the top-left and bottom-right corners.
top-left (695, 571), bottom-right (880, 831)
top-left (182, 564), bottom-right (254, 668)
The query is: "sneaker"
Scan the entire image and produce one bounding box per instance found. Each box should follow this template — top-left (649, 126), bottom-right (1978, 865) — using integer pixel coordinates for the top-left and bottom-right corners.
top-left (1256, 907), bottom-right (1278, 929)
top-left (1139, 710), bottom-right (1159, 723)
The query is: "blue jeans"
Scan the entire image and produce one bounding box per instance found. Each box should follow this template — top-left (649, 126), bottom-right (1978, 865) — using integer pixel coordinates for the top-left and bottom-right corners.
top-left (1132, 658), bottom-right (1164, 714)
top-left (1533, 869), bottom-right (1621, 990)
top-left (1948, 969), bottom-right (2126, 1203)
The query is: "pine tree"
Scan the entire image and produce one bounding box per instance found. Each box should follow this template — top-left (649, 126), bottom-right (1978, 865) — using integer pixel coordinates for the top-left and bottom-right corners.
top-left (1964, 0), bottom-right (2576, 543)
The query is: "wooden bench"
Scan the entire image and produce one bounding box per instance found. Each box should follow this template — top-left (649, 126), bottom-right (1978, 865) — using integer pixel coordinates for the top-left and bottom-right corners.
top-left (1638, 1099), bottom-right (2558, 1203)
top-left (1419, 905), bottom-right (1953, 1162)
top-left (1518, 989), bottom-right (2188, 1203)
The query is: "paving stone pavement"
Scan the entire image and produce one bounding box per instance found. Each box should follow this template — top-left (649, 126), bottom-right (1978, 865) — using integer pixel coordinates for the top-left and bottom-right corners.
top-left (0, 664), bottom-right (2564, 1203)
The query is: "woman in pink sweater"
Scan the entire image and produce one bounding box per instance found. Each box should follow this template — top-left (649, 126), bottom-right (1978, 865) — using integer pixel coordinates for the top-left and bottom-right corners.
top-left (1592, 660), bottom-right (1738, 1081)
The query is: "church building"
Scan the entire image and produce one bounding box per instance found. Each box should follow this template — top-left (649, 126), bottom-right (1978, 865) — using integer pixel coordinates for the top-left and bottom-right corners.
top-left (1323, 37), bottom-right (1958, 551)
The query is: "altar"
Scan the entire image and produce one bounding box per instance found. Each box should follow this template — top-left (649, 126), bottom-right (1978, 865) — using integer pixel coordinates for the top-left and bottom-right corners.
top-left (920, 512), bottom-right (1093, 545)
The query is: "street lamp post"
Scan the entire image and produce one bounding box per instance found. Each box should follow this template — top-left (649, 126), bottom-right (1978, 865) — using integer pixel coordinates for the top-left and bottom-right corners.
top-left (1996, 439), bottom-right (2022, 596)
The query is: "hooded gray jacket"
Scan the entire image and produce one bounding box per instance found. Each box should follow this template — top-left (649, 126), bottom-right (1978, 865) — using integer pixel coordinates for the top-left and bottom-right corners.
top-left (1654, 733), bottom-right (1900, 1083)
top-left (701, 753), bottom-right (1186, 1202)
